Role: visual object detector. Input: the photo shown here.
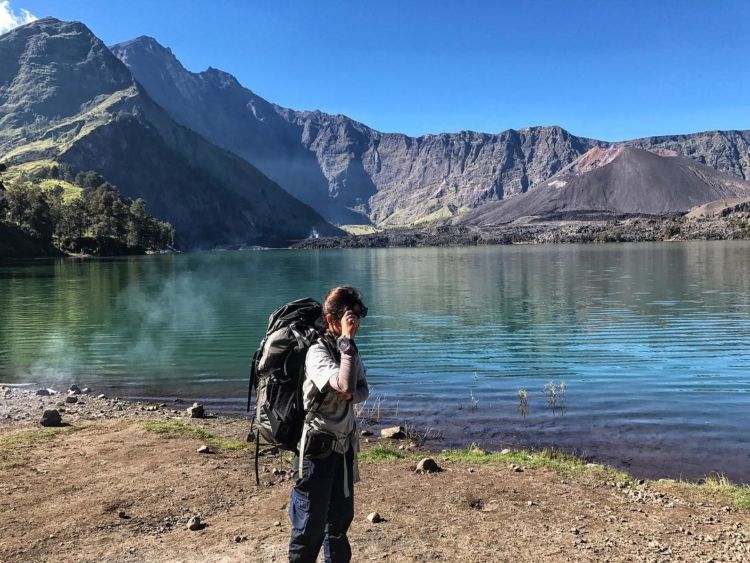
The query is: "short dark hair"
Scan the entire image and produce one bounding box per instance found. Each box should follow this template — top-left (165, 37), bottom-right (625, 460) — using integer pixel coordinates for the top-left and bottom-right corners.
top-left (323, 286), bottom-right (366, 320)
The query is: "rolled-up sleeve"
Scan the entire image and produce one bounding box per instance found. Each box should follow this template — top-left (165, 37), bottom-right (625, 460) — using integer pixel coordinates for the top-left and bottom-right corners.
top-left (305, 343), bottom-right (339, 392)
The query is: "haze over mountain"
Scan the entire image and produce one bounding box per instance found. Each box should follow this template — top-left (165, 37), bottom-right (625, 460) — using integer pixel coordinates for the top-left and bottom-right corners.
top-left (461, 147), bottom-right (750, 225)
top-left (112, 35), bottom-right (750, 227)
top-left (0, 18), bottom-right (340, 248)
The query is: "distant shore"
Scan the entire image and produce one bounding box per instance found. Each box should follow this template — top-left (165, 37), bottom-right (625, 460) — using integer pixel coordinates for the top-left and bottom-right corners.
top-left (293, 214), bottom-right (750, 249)
top-left (1, 383), bottom-right (749, 561)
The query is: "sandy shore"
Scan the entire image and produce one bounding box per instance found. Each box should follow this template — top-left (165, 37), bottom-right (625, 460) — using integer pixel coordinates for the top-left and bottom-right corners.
top-left (1, 384), bottom-right (748, 562)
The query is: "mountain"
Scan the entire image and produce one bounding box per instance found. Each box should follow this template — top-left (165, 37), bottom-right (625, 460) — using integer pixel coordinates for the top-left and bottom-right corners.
top-left (460, 147), bottom-right (750, 225)
top-left (0, 18), bottom-right (340, 248)
top-left (112, 36), bottom-right (750, 228)
top-left (111, 37), bottom-right (600, 225)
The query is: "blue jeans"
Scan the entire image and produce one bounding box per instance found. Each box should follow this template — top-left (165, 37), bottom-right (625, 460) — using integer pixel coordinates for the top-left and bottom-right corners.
top-left (288, 447), bottom-right (355, 563)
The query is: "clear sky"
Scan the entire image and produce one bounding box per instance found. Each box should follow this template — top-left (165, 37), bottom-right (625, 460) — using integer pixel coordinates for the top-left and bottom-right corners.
top-left (6, 0), bottom-right (750, 141)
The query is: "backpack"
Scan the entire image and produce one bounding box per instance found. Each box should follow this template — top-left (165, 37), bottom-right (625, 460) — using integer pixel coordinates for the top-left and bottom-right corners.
top-left (246, 298), bottom-right (332, 484)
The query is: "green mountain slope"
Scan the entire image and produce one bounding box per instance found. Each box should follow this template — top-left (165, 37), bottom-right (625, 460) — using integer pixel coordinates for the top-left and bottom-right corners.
top-left (0, 18), bottom-right (341, 248)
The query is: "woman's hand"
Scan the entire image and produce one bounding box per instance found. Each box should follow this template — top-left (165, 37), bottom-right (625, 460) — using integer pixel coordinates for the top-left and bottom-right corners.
top-left (334, 390), bottom-right (353, 401)
top-left (341, 310), bottom-right (360, 339)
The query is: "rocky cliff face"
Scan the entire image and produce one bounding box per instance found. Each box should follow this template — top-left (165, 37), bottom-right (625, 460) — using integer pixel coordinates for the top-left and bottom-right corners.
top-left (114, 35), bottom-right (750, 227)
top-left (628, 130), bottom-right (750, 181)
top-left (0, 19), bottom-right (341, 248)
top-left (113, 37), bottom-right (599, 225)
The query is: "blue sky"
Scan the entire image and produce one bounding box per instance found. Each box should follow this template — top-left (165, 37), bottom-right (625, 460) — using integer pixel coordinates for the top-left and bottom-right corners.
top-left (7, 0), bottom-right (750, 141)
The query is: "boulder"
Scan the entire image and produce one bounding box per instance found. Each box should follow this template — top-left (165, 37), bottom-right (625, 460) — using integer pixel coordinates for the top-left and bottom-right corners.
top-left (35, 389), bottom-right (50, 396)
top-left (415, 458), bottom-right (442, 474)
top-left (65, 395), bottom-right (78, 404)
top-left (380, 426), bottom-right (405, 439)
top-left (68, 384), bottom-right (81, 395)
top-left (40, 410), bottom-right (62, 427)
top-left (187, 402), bottom-right (205, 418)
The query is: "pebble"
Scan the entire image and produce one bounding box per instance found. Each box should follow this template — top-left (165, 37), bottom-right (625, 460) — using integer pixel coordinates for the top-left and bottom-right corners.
top-left (415, 457), bottom-right (442, 474)
top-left (380, 426), bottom-right (405, 439)
top-left (500, 448), bottom-right (512, 455)
top-left (68, 384), bottom-right (81, 395)
top-left (40, 409), bottom-right (62, 427)
top-left (367, 512), bottom-right (383, 524)
top-left (273, 521), bottom-right (281, 527)
top-left (81, 387), bottom-right (91, 394)
top-left (360, 429), bottom-right (373, 437)
top-left (197, 445), bottom-right (212, 454)
top-left (97, 394), bottom-right (107, 399)
top-left (511, 465), bottom-right (524, 473)
top-left (233, 535), bottom-right (248, 543)
top-left (187, 516), bottom-right (202, 531)
top-left (527, 501), bottom-right (535, 506)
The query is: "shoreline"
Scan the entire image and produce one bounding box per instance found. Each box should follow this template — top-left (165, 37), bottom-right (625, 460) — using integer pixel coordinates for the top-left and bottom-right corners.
top-left (2, 384), bottom-right (749, 561)
top-left (292, 215), bottom-right (750, 249)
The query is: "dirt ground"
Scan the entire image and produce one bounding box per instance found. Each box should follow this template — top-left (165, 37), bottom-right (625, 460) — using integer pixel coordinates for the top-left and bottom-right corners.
top-left (1, 390), bottom-right (749, 562)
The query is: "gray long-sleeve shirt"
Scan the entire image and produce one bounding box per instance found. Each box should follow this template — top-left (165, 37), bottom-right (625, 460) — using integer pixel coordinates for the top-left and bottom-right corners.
top-left (302, 341), bottom-right (369, 430)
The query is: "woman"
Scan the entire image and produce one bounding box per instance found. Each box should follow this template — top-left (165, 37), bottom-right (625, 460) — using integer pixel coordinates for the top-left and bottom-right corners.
top-left (288, 286), bottom-right (370, 563)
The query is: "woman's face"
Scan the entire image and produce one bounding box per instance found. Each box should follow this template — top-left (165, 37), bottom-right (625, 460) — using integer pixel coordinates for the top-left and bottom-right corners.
top-left (325, 313), bottom-right (343, 336)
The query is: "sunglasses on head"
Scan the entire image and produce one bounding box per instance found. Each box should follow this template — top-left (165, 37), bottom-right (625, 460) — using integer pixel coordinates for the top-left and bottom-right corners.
top-left (342, 304), bottom-right (368, 319)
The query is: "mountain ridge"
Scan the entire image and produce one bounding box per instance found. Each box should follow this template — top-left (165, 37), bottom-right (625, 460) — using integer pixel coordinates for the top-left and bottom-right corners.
top-left (112, 35), bottom-right (750, 227)
top-left (0, 18), bottom-right (341, 248)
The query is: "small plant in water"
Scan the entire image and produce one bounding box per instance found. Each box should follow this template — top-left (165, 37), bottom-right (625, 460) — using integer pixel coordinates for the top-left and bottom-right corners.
top-left (469, 389), bottom-right (479, 412)
top-left (544, 381), bottom-right (567, 413)
top-left (517, 389), bottom-right (529, 417)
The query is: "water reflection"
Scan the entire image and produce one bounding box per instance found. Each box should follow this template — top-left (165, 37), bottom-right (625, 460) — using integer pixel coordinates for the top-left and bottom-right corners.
top-left (1, 241), bottom-right (749, 481)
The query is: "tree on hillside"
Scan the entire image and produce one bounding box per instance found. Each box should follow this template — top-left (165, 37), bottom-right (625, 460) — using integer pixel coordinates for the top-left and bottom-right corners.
top-left (5, 184), bottom-right (54, 240)
top-left (55, 198), bottom-right (88, 241)
top-left (84, 185), bottom-right (128, 240)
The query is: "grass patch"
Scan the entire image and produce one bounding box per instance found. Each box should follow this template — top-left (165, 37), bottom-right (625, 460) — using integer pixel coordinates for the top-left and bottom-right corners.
top-left (0, 428), bottom-right (66, 468)
top-left (38, 179), bottom-right (82, 202)
top-left (140, 420), bottom-right (248, 451)
top-left (340, 224), bottom-right (381, 236)
top-left (438, 446), bottom-right (590, 476)
top-left (661, 474), bottom-right (750, 511)
top-left (358, 445), bottom-right (406, 462)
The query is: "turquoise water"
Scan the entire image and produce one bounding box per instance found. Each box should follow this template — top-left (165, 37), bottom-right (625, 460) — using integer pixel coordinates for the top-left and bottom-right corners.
top-left (1, 242), bottom-right (749, 481)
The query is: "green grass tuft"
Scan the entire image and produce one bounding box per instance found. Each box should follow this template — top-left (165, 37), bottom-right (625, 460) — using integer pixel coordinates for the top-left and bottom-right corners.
top-left (358, 445), bottom-right (405, 462)
top-left (0, 428), bottom-right (66, 468)
top-left (140, 420), bottom-right (248, 451)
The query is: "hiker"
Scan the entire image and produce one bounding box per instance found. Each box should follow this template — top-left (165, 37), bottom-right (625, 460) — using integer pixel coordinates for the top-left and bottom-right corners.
top-left (288, 286), bottom-right (370, 563)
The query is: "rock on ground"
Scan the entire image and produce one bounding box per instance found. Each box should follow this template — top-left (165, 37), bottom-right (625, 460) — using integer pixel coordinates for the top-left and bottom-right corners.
top-left (415, 458), bottom-right (442, 474)
top-left (187, 402), bottom-right (205, 418)
top-left (40, 409), bottom-right (62, 427)
top-left (380, 426), bottom-right (405, 439)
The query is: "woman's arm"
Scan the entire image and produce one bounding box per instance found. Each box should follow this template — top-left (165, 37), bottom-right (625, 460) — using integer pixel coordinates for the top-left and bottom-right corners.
top-left (328, 351), bottom-right (357, 395)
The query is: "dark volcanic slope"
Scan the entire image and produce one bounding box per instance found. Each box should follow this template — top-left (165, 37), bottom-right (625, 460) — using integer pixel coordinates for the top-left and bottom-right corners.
top-left (461, 147), bottom-right (750, 225)
top-left (0, 19), bottom-right (340, 248)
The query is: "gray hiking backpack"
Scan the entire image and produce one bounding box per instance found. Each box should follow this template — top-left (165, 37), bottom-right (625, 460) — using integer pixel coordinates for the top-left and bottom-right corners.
top-left (247, 298), bottom-right (333, 484)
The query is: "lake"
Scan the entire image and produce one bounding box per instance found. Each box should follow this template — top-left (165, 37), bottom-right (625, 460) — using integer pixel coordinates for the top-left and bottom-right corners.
top-left (1, 242), bottom-right (749, 482)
